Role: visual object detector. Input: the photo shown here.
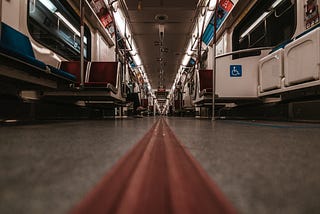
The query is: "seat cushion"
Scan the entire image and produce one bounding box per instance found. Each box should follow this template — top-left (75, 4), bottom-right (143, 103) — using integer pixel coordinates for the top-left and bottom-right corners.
top-left (0, 42), bottom-right (47, 70)
top-left (1, 22), bottom-right (35, 58)
top-left (47, 65), bottom-right (76, 82)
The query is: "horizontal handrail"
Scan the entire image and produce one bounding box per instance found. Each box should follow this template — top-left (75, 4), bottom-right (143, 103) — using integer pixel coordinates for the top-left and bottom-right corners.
top-left (216, 47), bottom-right (273, 59)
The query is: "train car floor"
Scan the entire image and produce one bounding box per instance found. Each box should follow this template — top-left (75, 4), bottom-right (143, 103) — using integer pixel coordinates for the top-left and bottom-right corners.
top-left (0, 118), bottom-right (156, 214)
top-left (167, 118), bottom-right (320, 214)
top-left (0, 117), bottom-right (319, 214)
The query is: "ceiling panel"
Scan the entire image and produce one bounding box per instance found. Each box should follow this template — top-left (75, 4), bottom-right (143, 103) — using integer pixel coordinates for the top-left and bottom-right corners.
top-left (125, 0), bottom-right (198, 10)
top-left (128, 10), bottom-right (195, 23)
top-left (124, 0), bottom-right (197, 89)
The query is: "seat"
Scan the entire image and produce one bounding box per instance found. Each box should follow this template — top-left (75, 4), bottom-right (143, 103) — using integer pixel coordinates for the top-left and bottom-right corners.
top-left (84, 62), bottom-right (118, 93)
top-left (0, 22), bottom-right (76, 83)
top-left (198, 69), bottom-right (213, 97)
top-left (60, 61), bottom-right (88, 85)
top-left (0, 22), bottom-right (46, 70)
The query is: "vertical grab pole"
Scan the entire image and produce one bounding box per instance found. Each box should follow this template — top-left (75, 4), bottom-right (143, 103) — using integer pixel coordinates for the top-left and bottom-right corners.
top-left (212, 3), bottom-right (217, 121)
top-left (80, 0), bottom-right (85, 87)
top-left (0, 0), bottom-right (2, 40)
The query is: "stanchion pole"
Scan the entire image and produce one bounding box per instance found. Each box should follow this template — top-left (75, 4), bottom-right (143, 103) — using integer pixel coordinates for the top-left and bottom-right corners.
top-left (80, 0), bottom-right (85, 87)
top-left (0, 0), bottom-right (3, 40)
top-left (212, 3), bottom-right (217, 121)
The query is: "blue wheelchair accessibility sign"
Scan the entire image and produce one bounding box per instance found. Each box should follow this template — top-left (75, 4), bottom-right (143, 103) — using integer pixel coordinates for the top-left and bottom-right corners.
top-left (230, 65), bottom-right (242, 77)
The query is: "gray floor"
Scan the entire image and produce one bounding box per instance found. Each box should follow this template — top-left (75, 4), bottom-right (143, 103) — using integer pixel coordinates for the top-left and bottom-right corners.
top-left (0, 117), bottom-right (320, 214)
top-left (0, 118), bottom-right (156, 214)
top-left (167, 118), bottom-right (320, 214)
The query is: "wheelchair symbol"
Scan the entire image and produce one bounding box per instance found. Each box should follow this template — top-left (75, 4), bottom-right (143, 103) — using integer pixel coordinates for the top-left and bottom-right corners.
top-left (230, 65), bottom-right (242, 77)
top-left (232, 67), bottom-right (240, 75)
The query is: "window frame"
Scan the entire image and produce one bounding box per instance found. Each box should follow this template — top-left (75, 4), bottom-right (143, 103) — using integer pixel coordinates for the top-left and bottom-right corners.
top-left (27, 0), bottom-right (91, 61)
top-left (232, 0), bottom-right (296, 59)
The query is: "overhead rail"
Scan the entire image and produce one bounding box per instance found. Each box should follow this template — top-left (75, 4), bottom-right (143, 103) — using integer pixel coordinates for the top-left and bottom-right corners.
top-left (216, 47), bottom-right (274, 59)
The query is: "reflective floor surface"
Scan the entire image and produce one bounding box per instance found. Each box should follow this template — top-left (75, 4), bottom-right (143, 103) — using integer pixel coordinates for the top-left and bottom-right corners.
top-left (0, 117), bottom-right (320, 214)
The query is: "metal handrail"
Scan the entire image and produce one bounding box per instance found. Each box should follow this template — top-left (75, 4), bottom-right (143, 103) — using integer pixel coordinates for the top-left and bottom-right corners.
top-left (0, 0), bottom-right (2, 40)
top-left (216, 47), bottom-right (273, 59)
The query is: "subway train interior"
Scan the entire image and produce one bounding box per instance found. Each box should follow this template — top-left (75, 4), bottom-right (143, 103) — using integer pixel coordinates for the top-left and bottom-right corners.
top-left (1, 0), bottom-right (320, 213)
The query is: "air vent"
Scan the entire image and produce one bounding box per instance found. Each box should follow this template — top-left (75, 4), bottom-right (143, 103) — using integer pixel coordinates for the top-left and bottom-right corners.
top-left (155, 14), bottom-right (168, 22)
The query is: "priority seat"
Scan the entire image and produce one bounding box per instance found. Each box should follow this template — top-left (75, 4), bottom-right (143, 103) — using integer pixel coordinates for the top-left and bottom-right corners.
top-left (0, 22), bottom-right (76, 82)
top-left (0, 22), bottom-right (46, 70)
top-left (60, 61), bottom-right (88, 86)
top-left (84, 62), bottom-right (118, 93)
top-left (198, 69), bottom-right (213, 97)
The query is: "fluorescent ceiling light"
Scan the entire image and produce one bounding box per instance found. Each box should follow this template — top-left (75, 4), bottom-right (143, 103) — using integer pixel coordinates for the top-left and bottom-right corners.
top-left (112, 6), bottom-right (129, 38)
top-left (208, 0), bottom-right (217, 10)
top-left (240, 12), bottom-right (269, 39)
top-left (129, 40), bottom-right (138, 56)
top-left (204, 10), bottom-right (213, 27)
top-left (132, 54), bottom-right (142, 66)
top-left (39, 0), bottom-right (57, 13)
top-left (182, 54), bottom-right (191, 66)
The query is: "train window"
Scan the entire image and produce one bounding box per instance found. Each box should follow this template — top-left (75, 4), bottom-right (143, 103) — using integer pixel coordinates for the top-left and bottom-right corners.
top-left (232, 0), bottom-right (296, 59)
top-left (27, 0), bottom-right (91, 60)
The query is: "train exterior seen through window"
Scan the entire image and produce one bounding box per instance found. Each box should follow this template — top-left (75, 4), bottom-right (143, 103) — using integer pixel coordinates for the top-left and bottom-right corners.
top-left (1, 0), bottom-right (320, 121)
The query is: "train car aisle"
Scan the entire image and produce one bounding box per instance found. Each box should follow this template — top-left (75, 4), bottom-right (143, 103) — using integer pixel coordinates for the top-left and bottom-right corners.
top-left (71, 118), bottom-right (237, 214)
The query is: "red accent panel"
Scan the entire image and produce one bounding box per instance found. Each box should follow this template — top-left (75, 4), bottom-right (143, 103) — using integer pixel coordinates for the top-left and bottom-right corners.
top-left (199, 69), bottom-right (213, 91)
top-left (87, 62), bottom-right (118, 87)
top-left (60, 61), bottom-right (88, 84)
top-left (219, 0), bottom-right (234, 12)
top-left (71, 118), bottom-right (238, 214)
top-left (141, 99), bottom-right (148, 108)
top-left (174, 100), bottom-right (181, 109)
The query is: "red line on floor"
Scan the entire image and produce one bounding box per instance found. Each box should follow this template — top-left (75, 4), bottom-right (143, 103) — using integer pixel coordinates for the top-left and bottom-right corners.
top-left (70, 118), bottom-right (237, 214)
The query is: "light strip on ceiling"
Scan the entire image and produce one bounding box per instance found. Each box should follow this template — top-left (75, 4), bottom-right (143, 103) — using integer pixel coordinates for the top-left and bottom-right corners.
top-left (182, 54), bottom-right (191, 66)
top-left (112, 7), bottom-right (127, 37)
top-left (208, 0), bottom-right (217, 10)
top-left (132, 54), bottom-right (142, 66)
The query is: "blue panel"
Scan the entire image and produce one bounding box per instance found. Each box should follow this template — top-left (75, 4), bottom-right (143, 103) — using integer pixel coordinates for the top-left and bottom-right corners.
top-left (1, 22), bottom-right (35, 58)
top-left (188, 58), bottom-right (196, 66)
top-left (47, 65), bottom-right (77, 81)
top-left (295, 22), bottom-right (320, 39)
top-left (0, 42), bottom-right (47, 70)
top-left (230, 65), bottom-right (242, 77)
top-left (130, 61), bottom-right (136, 68)
top-left (202, 23), bottom-right (214, 45)
top-left (202, 5), bottom-right (230, 45)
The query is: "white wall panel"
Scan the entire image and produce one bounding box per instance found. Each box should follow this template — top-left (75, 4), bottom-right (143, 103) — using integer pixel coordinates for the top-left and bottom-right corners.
top-left (259, 49), bottom-right (284, 92)
top-left (284, 28), bottom-right (320, 86)
top-left (2, 0), bottom-right (20, 29)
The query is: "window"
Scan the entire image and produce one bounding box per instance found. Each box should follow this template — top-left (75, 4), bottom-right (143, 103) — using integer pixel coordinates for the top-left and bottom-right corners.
top-left (28, 0), bottom-right (91, 60)
top-left (232, 0), bottom-right (296, 59)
